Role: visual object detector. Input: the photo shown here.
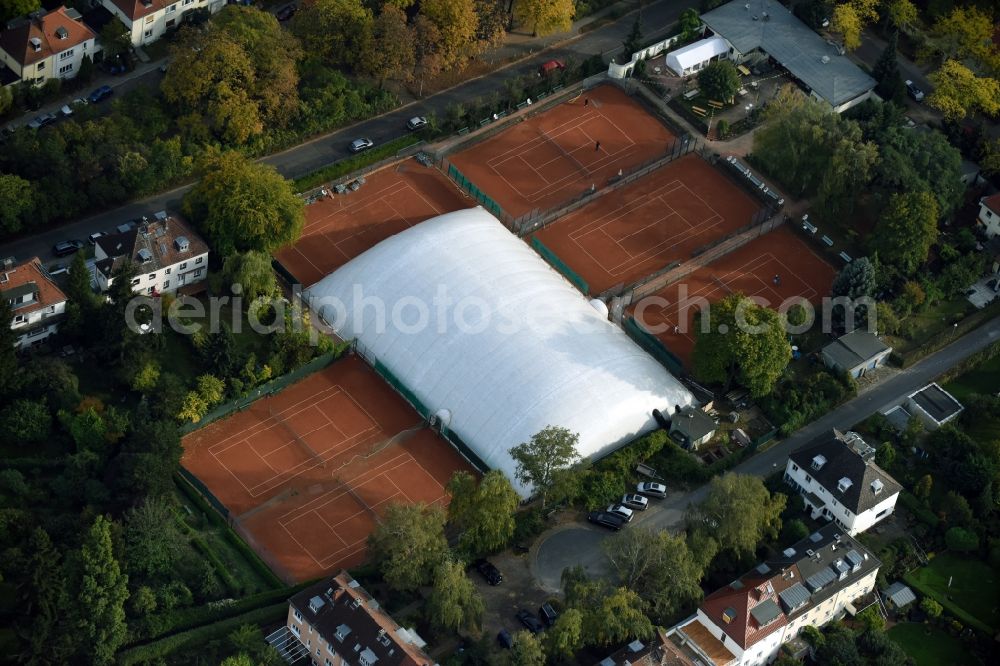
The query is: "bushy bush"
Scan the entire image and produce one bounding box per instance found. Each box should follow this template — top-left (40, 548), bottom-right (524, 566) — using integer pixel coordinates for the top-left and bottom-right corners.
top-left (760, 368), bottom-right (857, 435)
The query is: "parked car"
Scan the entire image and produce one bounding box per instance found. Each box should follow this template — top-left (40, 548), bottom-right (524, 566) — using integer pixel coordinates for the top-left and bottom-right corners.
top-left (473, 559), bottom-right (502, 586)
top-left (52, 240), bottom-right (84, 257)
top-left (406, 115), bottom-right (427, 131)
top-left (905, 80), bottom-right (924, 102)
top-left (27, 112), bottom-right (57, 129)
top-left (539, 603), bottom-right (558, 627)
top-left (47, 263), bottom-right (69, 277)
top-left (606, 503), bottom-right (634, 523)
top-left (276, 3), bottom-right (297, 21)
top-left (539, 59), bottom-right (565, 76)
top-left (621, 493), bottom-right (649, 511)
top-left (349, 137), bottom-right (374, 153)
top-left (88, 85), bottom-right (113, 103)
top-left (587, 511), bottom-right (626, 531)
top-left (636, 481), bottom-right (667, 498)
top-left (496, 628), bottom-right (514, 649)
top-left (88, 231), bottom-right (107, 245)
top-left (516, 609), bottom-right (545, 634)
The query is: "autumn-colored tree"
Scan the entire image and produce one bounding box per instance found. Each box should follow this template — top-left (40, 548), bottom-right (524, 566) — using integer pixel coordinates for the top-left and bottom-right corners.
top-left (927, 60), bottom-right (1000, 121)
top-left (369, 5), bottom-right (416, 85)
top-left (831, 0), bottom-right (879, 51)
top-left (290, 0), bottom-right (374, 72)
top-left (886, 0), bottom-right (917, 32)
top-left (420, 0), bottom-right (479, 69)
top-left (928, 5), bottom-right (994, 64)
top-left (514, 0), bottom-right (574, 37)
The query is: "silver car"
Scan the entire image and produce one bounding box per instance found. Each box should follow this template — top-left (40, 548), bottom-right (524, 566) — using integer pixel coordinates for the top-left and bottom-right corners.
top-left (349, 137), bottom-right (374, 153)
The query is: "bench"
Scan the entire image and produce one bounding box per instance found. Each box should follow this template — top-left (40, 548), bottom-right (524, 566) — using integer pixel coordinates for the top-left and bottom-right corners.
top-left (683, 88), bottom-right (700, 100)
top-left (707, 100), bottom-right (724, 109)
top-left (821, 235), bottom-right (834, 247)
top-left (691, 106), bottom-right (707, 116)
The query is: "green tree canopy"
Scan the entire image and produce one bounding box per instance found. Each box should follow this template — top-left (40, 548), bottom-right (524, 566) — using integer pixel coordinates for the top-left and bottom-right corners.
top-left (587, 587), bottom-right (654, 646)
top-left (0, 173), bottom-right (34, 234)
top-left (544, 607), bottom-right (584, 660)
top-left (509, 630), bottom-right (546, 665)
top-left (0, 0), bottom-right (40, 25)
top-left (73, 515), bottom-right (129, 664)
top-left (509, 425), bottom-right (581, 507)
top-left (222, 251), bottom-right (279, 301)
top-left (427, 557), bottom-right (485, 632)
top-left (692, 293), bottom-right (791, 397)
top-left (0, 398), bottom-right (51, 445)
top-left (679, 7), bottom-right (701, 41)
top-left (183, 150), bottom-right (305, 256)
top-left (368, 502), bottom-right (449, 591)
top-left (874, 126), bottom-right (963, 219)
top-left (832, 257), bottom-right (876, 299)
top-left (872, 31), bottom-right (905, 104)
top-left (927, 60), bottom-right (1000, 121)
top-left (870, 191), bottom-right (939, 276)
top-left (698, 60), bottom-right (740, 102)
top-left (290, 0), bottom-right (374, 72)
top-left (124, 497), bottom-right (185, 579)
top-left (688, 473), bottom-right (786, 558)
top-left (446, 469), bottom-right (519, 555)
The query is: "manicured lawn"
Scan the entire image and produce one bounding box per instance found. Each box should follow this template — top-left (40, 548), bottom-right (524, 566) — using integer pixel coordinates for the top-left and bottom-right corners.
top-left (887, 622), bottom-right (974, 666)
top-left (945, 353), bottom-right (1000, 402)
top-left (905, 553), bottom-right (1000, 632)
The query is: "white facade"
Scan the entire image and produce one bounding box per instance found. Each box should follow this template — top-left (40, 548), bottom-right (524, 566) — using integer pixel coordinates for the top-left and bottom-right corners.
top-left (977, 198), bottom-right (1000, 238)
top-left (10, 298), bottom-right (65, 348)
top-left (101, 0), bottom-right (223, 47)
top-left (95, 246), bottom-right (208, 294)
top-left (665, 36), bottom-right (730, 76)
top-left (0, 8), bottom-right (97, 85)
top-left (306, 208), bottom-right (695, 496)
top-left (784, 460), bottom-right (898, 536)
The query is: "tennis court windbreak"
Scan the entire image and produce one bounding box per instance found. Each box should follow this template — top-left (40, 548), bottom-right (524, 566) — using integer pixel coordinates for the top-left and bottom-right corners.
top-left (304, 207), bottom-right (693, 497)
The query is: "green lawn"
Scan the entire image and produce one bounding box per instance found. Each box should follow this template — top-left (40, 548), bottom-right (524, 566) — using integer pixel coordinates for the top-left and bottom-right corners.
top-left (887, 623), bottom-right (974, 666)
top-left (905, 553), bottom-right (1000, 632)
top-left (945, 353), bottom-right (1000, 402)
top-left (886, 297), bottom-right (973, 355)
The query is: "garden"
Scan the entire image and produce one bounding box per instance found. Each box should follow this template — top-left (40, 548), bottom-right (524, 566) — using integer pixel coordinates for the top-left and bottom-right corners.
top-left (887, 622), bottom-right (974, 666)
top-left (904, 553), bottom-right (1000, 634)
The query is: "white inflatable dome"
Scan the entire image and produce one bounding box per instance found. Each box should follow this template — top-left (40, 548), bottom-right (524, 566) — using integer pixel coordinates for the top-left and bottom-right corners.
top-left (306, 207), bottom-right (693, 496)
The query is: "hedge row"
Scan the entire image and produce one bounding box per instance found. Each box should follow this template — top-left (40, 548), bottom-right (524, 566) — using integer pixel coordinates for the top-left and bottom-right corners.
top-left (898, 491), bottom-right (940, 529)
top-left (130, 582), bottom-right (314, 644)
top-left (117, 602), bottom-right (290, 665)
top-left (173, 475), bottom-right (284, 590)
top-left (189, 532), bottom-right (242, 597)
top-left (894, 299), bottom-right (1000, 368)
top-left (293, 134), bottom-right (424, 191)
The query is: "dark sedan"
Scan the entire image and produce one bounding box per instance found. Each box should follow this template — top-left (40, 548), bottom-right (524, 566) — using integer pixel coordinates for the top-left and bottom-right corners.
top-left (473, 558), bottom-right (502, 586)
top-left (516, 609), bottom-right (544, 634)
top-left (587, 511), bottom-right (626, 531)
top-left (52, 240), bottom-right (84, 257)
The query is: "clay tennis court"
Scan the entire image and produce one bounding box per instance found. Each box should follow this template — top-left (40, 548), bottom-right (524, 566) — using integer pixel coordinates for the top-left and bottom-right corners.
top-left (181, 356), bottom-right (474, 583)
top-left (274, 161), bottom-right (468, 286)
top-left (532, 154), bottom-right (761, 295)
top-left (447, 84), bottom-right (677, 218)
top-left (629, 226), bottom-right (837, 368)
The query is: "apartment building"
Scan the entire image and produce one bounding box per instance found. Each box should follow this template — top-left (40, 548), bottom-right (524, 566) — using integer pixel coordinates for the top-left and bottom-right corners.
top-left (100, 0), bottom-right (224, 47)
top-left (784, 430), bottom-right (901, 536)
top-left (0, 6), bottom-right (96, 85)
top-left (275, 571), bottom-right (433, 666)
top-left (977, 193), bottom-right (1000, 238)
top-left (1, 257), bottom-right (68, 348)
top-left (93, 212), bottom-right (208, 294)
top-left (671, 523), bottom-right (880, 666)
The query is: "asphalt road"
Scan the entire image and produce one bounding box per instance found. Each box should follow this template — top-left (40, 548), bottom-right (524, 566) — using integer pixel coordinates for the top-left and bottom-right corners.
top-left (0, 0), bottom-right (688, 267)
top-left (532, 314), bottom-right (1000, 591)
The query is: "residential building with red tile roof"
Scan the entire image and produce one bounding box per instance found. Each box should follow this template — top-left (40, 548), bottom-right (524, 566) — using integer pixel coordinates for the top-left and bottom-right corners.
top-left (100, 0), bottom-right (224, 47)
top-left (1, 257), bottom-right (68, 348)
top-left (977, 193), bottom-right (1000, 238)
top-left (93, 212), bottom-right (209, 294)
top-left (672, 523), bottom-right (880, 666)
top-left (596, 628), bottom-right (697, 666)
top-left (0, 7), bottom-right (96, 85)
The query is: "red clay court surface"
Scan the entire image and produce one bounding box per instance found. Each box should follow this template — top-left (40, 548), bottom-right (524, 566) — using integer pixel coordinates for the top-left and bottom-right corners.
top-left (274, 162), bottom-right (468, 286)
top-left (629, 226), bottom-right (837, 368)
top-left (181, 356), bottom-right (474, 583)
top-left (532, 153), bottom-right (761, 295)
top-left (447, 84), bottom-right (677, 219)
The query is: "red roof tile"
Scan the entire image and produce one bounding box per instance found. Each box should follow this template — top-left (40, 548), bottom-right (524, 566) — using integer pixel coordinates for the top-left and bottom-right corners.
top-left (109, 0), bottom-right (173, 22)
top-left (982, 193), bottom-right (1000, 215)
top-left (700, 573), bottom-right (789, 650)
top-left (0, 257), bottom-right (68, 317)
top-left (0, 7), bottom-right (95, 67)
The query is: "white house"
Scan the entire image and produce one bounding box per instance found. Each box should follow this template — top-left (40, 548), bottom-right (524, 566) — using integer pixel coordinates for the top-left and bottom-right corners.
top-left (0, 7), bottom-right (97, 85)
top-left (1, 257), bottom-right (68, 349)
top-left (784, 430), bottom-right (901, 536)
top-left (100, 0), bottom-right (223, 47)
top-left (821, 330), bottom-right (892, 379)
top-left (93, 212), bottom-right (208, 294)
top-left (976, 193), bottom-right (1000, 238)
top-left (673, 523), bottom-right (880, 666)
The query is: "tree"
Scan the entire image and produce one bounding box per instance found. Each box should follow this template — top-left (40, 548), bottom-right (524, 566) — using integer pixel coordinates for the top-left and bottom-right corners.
top-left (509, 630), bottom-right (546, 665)
top-left (602, 527), bottom-right (703, 621)
top-left (0, 0), bottom-right (39, 25)
top-left (0, 173), bottom-right (33, 234)
top-left (874, 126), bottom-right (964, 219)
top-left (0, 399), bottom-right (51, 445)
top-left (679, 7), bottom-right (701, 41)
top-left (196, 374), bottom-right (226, 407)
top-left (222, 251), bottom-right (279, 301)
top-left (928, 5), bottom-right (994, 64)
top-left (73, 515), bottom-right (129, 665)
top-left (920, 597), bottom-right (943, 619)
top-left (474, 0), bottom-right (508, 47)
top-left (914, 474), bottom-right (933, 501)
top-left (622, 17), bottom-right (642, 60)
top-left (509, 425), bottom-right (580, 507)
top-left (832, 257), bottom-right (876, 300)
top-left (0, 297), bottom-right (16, 397)
top-left (177, 390), bottom-right (209, 423)
top-left (447, 469), bottom-right (519, 554)
top-left (183, 150), bottom-right (305, 256)
top-left (698, 60), bottom-right (740, 102)
top-left (545, 607), bottom-right (584, 660)
top-left (420, 0), bottom-right (478, 69)
top-left (875, 441), bottom-right (896, 469)
top-left (872, 31), bottom-right (905, 104)
top-left (692, 293), bottom-right (790, 398)
top-left (99, 17), bottom-right (131, 60)
top-left (369, 5), bottom-right (416, 86)
top-left (20, 528), bottom-right (75, 663)
top-left (515, 0), bottom-right (574, 38)
top-left (927, 60), bottom-right (1000, 121)
top-left (688, 473), bottom-right (786, 558)
top-left (945, 526), bottom-right (980, 552)
top-left (870, 191), bottom-right (938, 276)
top-left (938, 490), bottom-right (974, 528)
top-left (110, 416), bottom-right (183, 501)
top-left (427, 558), bottom-right (484, 632)
top-left (831, 0), bottom-right (879, 51)
top-left (588, 587), bottom-right (654, 646)
top-left (124, 497), bottom-right (185, 578)
top-left (886, 0), bottom-right (917, 32)
top-left (368, 502), bottom-right (449, 591)
top-left (290, 0), bottom-right (374, 72)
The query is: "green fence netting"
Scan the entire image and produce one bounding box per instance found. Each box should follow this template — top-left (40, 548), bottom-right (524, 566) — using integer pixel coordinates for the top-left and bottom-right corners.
top-left (370, 357), bottom-right (432, 420)
top-left (177, 467), bottom-right (231, 521)
top-left (529, 236), bottom-right (590, 295)
top-left (446, 163), bottom-right (505, 218)
top-left (623, 316), bottom-right (684, 376)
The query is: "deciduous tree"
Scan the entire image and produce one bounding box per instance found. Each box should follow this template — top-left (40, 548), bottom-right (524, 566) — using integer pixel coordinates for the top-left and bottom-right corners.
top-left (0, 173), bottom-right (33, 234)
top-left (688, 473), bottom-right (786, 557)
top-left (0, 399), bottom-right (51, 445)
top-left (368, 502), bottom-right (449, 591)
top-left (692, 293), bottom-right (790, 397)
top-left (290, 0), bottom-right (374, 72)
top-left (928, 5), bottom-right (994, 63)
top-left (679, 7), bottom-right (701, 41)
top-left (886, 0), bottom-right (917, 31)
top-left (587, 587), bottom-right (654, 646)
top-left (427, 557), bottom-right (485, 632)
top-left (515, 0), bottom-right (574, 38)
top-left (874, 126), bottom-right (963, 219)
top-left (509, 630), bottom-right (546, 665)
top-left (698, 60), bottom-right (740, 102)
top-left (369, 5), bottom-right (416, 85)
top-left (832, 0), bottom-right (879, 51)
top-left (124, 497), bottom-right (185, 578)
top-left (510, 425), bottom-right (580, 506)
top-left (420, 0), bottom-right (478, 69)
top-left (0, 0), bottom-right (40, 26)
top-left (545, 607), bottom-right (584, 660)
top-left (870, 191), bottom-right (938, 276)
top-left (447, 469), bottom-right (519, 554)
top-left (73, 515), bottom-right (129, 665)
top-left (927, 60), bottom-right (1000, 121)
top-left (182, 150), bottom-right (305, 256)
top-left (223, 251), bottom-right (279, 301)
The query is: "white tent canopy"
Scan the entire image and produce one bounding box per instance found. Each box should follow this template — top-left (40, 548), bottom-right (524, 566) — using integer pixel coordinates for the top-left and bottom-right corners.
top-left (665, 36), bottom-right (729, 75)
top-left (306, 208), bottom-right (694, 497)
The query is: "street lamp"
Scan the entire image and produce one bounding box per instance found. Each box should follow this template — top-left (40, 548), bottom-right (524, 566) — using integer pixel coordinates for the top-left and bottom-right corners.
top-left (745, 103), bottom-right (754, 117)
